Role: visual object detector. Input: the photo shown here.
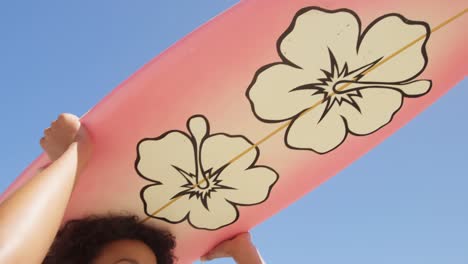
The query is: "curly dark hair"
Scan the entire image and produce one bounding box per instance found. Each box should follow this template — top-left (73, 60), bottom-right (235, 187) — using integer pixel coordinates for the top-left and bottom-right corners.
top-left (42, 214), bottom-right (176, 264)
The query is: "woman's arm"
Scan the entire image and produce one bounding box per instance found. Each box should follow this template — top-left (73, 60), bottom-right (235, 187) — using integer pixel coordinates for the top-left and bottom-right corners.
top-left (201, 233), bottom-right (265, 264)
top-left (0, 114), bottom-right (91, 263)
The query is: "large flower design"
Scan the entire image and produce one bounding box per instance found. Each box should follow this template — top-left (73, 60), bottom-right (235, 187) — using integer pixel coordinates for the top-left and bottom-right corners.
top-left (247, 7), bottom-right (432, 154)
top-left (136, 115), bottom-right (278, 230)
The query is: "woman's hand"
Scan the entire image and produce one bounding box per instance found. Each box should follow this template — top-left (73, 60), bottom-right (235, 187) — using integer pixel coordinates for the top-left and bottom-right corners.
top-left (40, 113), bottom-right (92, 173)
top-left (201, 233), bottom-right (264, 263)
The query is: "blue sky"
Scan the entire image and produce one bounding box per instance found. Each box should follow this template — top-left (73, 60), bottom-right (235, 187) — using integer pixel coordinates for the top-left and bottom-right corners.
top-left (0, 1), bottom-right (466, 263)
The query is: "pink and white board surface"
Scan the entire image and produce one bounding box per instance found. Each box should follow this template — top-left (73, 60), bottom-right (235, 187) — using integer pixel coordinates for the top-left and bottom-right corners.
top-left (2, 0), bottom-right (467, 262)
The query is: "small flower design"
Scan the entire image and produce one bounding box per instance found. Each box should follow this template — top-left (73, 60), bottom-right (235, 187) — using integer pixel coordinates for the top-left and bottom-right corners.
top-left (136, 115), bottom-right (278, 230)
top-left (247, 7), bottom-right (432, 154)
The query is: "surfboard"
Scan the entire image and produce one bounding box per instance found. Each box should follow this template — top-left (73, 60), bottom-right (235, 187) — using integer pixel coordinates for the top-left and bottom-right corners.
top-left (1, 0), bottom-right (467, 262)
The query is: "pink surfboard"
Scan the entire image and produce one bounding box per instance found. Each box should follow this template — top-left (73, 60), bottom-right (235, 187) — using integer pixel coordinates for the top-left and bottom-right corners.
top-left (1, 0), bottom-right (467, 263)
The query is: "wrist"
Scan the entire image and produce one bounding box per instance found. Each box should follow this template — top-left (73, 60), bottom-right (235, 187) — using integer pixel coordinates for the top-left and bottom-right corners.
top-left (65, 142), bottom-right (90, 177)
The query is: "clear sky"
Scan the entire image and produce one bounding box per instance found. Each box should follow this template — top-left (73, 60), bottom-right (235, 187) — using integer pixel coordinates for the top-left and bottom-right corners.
top-left (0, 1), bottom-right (466, 263)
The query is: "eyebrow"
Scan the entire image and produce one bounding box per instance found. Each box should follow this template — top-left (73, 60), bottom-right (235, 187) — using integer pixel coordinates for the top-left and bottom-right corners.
top-left (113, 259), bottom-right (139, 264)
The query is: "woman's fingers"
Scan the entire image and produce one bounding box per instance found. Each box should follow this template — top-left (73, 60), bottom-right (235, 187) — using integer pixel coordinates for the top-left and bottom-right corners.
top-left (41, 113), bottom-right (81, 161)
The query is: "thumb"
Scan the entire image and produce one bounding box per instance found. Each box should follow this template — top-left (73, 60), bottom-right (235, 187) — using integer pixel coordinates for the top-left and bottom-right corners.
top-left (200, 249), bottom-right (230, 261)
top-left (200, 254), bottom-right (215, 262)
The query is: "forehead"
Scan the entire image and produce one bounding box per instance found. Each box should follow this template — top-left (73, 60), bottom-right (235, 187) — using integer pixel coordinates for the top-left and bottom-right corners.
top-left (92, 239), bottom-right (157, 264)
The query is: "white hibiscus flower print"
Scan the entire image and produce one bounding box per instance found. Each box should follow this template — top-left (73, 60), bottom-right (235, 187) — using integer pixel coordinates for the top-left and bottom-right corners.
top-left (136, 115), bottom-right (279, 230)
top-left (247, 7), bottom-right (432, 154)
